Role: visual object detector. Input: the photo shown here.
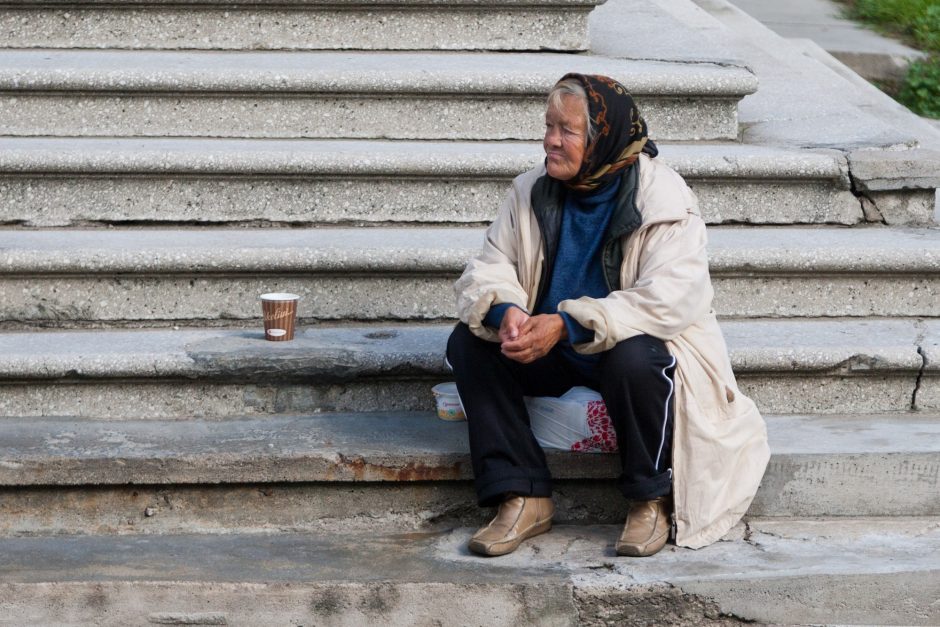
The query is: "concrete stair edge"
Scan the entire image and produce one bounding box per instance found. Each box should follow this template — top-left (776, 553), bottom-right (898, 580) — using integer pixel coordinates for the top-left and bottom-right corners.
top-left (0, 1), bottom-right (603, 53)
top-left (1, 226), bottom-right (937, 274)
top-left (0, 138), bottom-right (844, 177)
top-left (0, 413), bottom-right (936, 519)
top-left (1, 139), bottom-right (890, 227)
top-left (1, 227), bottom-right (939, 321)
top-left (0, 321), bottom-right (931, 381)
top-left (0, 50), bottom-right (757, 96)
top-left (0, 520), bottom-right (936, 626)
top-left (7, 0), bottom-right (605, 6)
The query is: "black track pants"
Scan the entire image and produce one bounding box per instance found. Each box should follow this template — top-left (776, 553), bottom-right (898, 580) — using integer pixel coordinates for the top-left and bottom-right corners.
top-left (446, 323), bottom-right (676, 507)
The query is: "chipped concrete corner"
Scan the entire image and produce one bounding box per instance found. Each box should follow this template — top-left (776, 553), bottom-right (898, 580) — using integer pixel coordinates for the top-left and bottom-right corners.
top-left (573, 583), bottom-right (749, 626)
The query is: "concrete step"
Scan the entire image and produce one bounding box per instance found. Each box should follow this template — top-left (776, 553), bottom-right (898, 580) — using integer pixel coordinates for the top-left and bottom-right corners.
top-left (0, 50), bottom-right (755, 141)
top-left (1, 138), bottom-right (898, 227)
top-left (0, 319), bottom-right (933, 418)
top-left (0, 226), bottom-right (938, 326)
top-left (627, 0), bottom-right (940, 226)
top-left (0, 0), bottom-right (603, 51)
top-left (0, 519), bottom-right (936, 625)
top-left (0, 411), bottom-right (935, 536)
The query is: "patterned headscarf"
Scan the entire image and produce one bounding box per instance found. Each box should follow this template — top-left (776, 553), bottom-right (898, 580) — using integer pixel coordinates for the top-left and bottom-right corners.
top-left (556, 73), bottom-right (658, 193)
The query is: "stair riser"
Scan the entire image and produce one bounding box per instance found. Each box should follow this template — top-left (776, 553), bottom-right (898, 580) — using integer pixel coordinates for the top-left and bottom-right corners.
top-left (1, 576), bottom-right (937, 627)
top-left (1, 448), bottom-right (937, 536)
top-left (0, 581), bottom-right (579, 627)
top-left (0, 7), bottom-right (592, 51)
top-left (0, 273), bottom-right (936, 326)
top-left (0, 94), bottom-right (735, 142)
top-left (0, 176), bottom-right (867, 227)
top-left (0, 483), bottom-right (607, 536)
top-left (0, 374), bottom-right (924, 418)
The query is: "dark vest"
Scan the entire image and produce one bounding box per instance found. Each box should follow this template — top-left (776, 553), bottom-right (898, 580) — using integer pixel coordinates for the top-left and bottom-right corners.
top-left (528, 163), bottom-right (643, 310)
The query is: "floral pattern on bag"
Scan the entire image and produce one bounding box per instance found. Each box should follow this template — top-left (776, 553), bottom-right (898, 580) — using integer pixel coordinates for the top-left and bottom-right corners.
top-left (570, 400), bottom-right (618, 452)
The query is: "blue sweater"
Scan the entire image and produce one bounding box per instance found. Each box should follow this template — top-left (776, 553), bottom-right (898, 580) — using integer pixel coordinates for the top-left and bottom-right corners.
top-left (485, 176), bottom-right (621, 375)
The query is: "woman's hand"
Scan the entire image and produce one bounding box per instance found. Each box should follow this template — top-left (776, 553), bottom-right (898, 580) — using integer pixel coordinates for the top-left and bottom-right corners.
top-left (501, 314), bottom-right (567, 363)
top-left (498, 305), bottom-right (530, 344)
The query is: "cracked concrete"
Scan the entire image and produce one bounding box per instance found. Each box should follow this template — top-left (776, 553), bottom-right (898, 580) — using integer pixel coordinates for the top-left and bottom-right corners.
top-left (0, 411), bottom-right (934, 537)
top-left (0, 320), bottom-right (931, 416)
top-left (0, 139), bottom-right (873, 227)
top-left (0, 519), bottom-right (935, 625)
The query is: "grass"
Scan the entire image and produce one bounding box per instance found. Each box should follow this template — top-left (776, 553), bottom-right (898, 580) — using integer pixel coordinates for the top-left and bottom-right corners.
top-left (838, 0), bottom-right (940, 117)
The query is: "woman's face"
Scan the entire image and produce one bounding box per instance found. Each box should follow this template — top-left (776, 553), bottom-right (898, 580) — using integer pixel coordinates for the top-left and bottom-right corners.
top-left (543, 95), bottom-right (587, 181)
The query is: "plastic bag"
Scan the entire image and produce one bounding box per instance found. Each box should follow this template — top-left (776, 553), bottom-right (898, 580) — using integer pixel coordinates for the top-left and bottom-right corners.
top-left (525, 386), bottom-right (618, 453)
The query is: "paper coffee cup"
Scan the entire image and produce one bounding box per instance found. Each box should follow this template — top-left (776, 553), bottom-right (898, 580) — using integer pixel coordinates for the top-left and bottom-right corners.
top-left (260, 293), bottom-right (299, 341)
top-left (432, 382), bottom-right (466, 421)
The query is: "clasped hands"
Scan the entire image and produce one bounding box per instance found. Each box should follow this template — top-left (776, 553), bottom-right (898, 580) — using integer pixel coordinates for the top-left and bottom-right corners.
top-left (498, 306), bottom-right (567, 364)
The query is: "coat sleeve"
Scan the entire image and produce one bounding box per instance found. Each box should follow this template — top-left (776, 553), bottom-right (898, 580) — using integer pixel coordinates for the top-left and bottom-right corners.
top-left (557, 212), bottom-right (713, 353)
top-left (454, 184), bottom-right (532, 342)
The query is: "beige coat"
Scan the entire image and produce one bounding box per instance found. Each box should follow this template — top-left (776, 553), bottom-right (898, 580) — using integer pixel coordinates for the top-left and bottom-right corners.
top-left (455, 155), bottom-right (770, 548)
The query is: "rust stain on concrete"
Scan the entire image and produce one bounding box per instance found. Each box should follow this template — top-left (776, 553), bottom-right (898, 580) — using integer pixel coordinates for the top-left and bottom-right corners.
top-left (334, 453), bottom-right (464, 481)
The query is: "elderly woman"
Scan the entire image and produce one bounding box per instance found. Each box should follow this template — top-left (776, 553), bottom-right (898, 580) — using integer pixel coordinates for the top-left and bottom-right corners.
top-left (447, 73), bottom-right (770, 557)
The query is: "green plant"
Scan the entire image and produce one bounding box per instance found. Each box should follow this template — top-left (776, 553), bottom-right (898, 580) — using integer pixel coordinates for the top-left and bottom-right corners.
top-left (851, 0), bottom-right (934, 31)
top-left (897, 55), bottom-right (940, 117)
top-left (913, 4), bottom-right (940, 51)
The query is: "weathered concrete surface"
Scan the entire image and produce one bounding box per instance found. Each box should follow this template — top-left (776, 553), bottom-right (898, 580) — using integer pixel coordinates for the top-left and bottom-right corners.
top-left (591, 0), bottom-right (741, 65)
top-left (0, 580), bottom-right (579, 627)
top-left (749, 413), bottom-right (940, 516)
top-left (0, 519), bottom-right (937, 625)
top-left (0, 95), bottom-right (732, 143)
top-left (0, 320), bottom-right (927, 381)
top-left (0, 413), bottom-right (934, 537)
top-left (792, 39), bottom-right (940, 156)
top-left (0, 138), bottom-right (870, 226)
top-left (0, 49), bottom-right (754, 97)
top-left (728, 0), bottom-right (925, 85)
top-left (918, 323), bottom-right (940, 411)
top-left (0, 320), bottom-right (930, 416)
top-left (682, 0), bottom-right (922, 150)
top-left (0, 482), bottom-right (627, 536)
top-left (0, 50), bottom-right (755, 141)
top-left (0, 226), bottom-right (938, 324)
top-left (0, 3), bottom-right (599, 51)
top-left (678, 0), bottom-right (938, 220)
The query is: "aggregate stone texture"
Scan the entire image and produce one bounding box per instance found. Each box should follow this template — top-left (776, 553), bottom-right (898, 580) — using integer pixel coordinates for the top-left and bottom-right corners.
top-left (0, 138), bottom-right (881, 226)
top-left (0, 50), bottom-right (756, 97)
top-left (0, 226), bottom-right (937, 323)
top-left (590, 0), bottom-right (743, 65)
top-left (0, 412), bottom-right (935, 521)
top-left (0, 7), bottom-right (595, 51)
top-left (0, 482), bottom-right (622, 537)
top-left (0, 93), bottom-right (733, 142)
top-left (863, 189), bottom-right (939, 225)
top-left (918, 322), bottom-right (940, 411)
top-left (686, 0), bottom-right (927, 151)
top-left (0, 51), bottom-right (756, 141)
top-left (848, 148), bottom-right (940, 191)
top-left (0, 519), bottom-right (936, 625)
top-left (0, 320), bottom-right (927, 416)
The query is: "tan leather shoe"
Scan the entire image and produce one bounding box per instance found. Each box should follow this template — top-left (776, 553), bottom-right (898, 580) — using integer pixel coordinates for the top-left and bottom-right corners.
top-left (616, 496), bottom-right (672, 557)
top-left (468, 495), bottom-right (554, 557)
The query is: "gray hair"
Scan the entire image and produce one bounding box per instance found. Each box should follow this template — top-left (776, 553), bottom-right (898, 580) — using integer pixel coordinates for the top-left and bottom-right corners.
top-left (547, 78), bottom-right (596, 144)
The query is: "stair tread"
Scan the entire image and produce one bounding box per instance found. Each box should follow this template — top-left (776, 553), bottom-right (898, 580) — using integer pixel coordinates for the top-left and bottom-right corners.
top-left (0, 137), bottom-right (848, 177)
top-left (0, 225), bottom-right (938, 273)
top-left (0, 519), bottom-right (936, 625)
top-left (0, 319), bottom-right (933, 380)
top-left (0, 518), bottom-right (936, 582)
top-left (0, 411), bottom-right (936, 486)
top-left (0, 49), bottom-right (756, 96)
